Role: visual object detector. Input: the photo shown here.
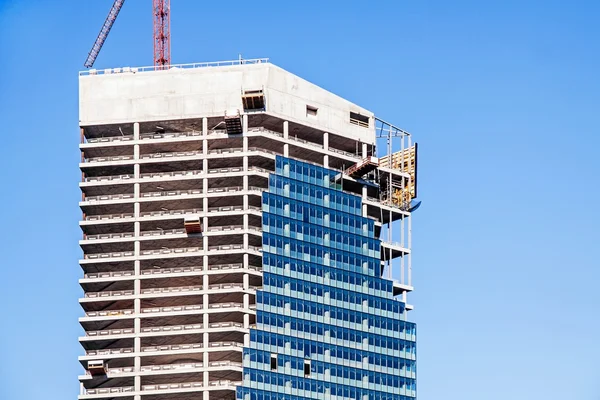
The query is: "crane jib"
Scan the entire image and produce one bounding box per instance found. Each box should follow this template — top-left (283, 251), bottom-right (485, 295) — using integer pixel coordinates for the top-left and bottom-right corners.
top-left (83, 0), bottom-right (126, 68)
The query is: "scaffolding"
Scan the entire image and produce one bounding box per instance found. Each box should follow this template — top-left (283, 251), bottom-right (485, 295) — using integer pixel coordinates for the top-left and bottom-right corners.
top-left (375, 117), bottom-right (418, 300)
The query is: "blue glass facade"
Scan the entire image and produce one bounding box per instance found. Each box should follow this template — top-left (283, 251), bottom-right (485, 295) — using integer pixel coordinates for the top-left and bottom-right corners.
top-left (237, 157), bottom-right (416, 400)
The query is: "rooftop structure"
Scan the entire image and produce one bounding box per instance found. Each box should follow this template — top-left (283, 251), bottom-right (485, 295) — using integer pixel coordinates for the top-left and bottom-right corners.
top-left (77, 58), bottom-right (418, 400)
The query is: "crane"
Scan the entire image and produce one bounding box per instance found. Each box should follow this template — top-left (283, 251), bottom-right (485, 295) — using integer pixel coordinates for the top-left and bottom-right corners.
top-left (84, 0), bottom-right (171, 69)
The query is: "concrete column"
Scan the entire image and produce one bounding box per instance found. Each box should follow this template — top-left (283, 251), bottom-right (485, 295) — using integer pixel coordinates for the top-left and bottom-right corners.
top-left (243, 136), bottom-right (248, 152)
top-left (323, 132), bottom-right (329, 150)
top-left (362, 142), bottom-right (368, 158)
top-left (283, 121), bottom-right (289, 157)
top-left (134, 373), bottom-right (141, 398)
top-left (243, 114), bottom-right (248, 133)
top-left (133, 122), bottom-right (140, 140)
top-left (202, 117), bottom-right (208, 136)
top-left (323, 154), bottom-right (329, 168)
top-left (243, 194), bottom-right (248, 211)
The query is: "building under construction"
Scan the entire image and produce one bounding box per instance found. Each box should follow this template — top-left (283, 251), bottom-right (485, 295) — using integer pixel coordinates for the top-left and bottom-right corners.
top-left (77, 58), bottom-right (419, 400)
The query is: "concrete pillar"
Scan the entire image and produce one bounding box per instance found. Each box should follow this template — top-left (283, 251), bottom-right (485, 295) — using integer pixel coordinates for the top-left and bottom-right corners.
top-left (243, 136), bottom-right (248, 152)
top-left (133, 122), bottom-right (140, 140)
top-left (323, 154), bottom-right (329, 168)
top-left (362, 142), bottom-right (368, 158)
top-left (323, 132), bottom-right (329, 150)
top-left (243, 114), bottom-right (248, 133)
top-left (283, 121), bottom-right (289, 157)
top-left (202, 117), bottom-right (208, 136)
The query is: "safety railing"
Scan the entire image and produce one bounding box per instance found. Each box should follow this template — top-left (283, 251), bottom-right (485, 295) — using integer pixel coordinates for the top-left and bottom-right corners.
top-left (208, 263), bottom-right (241, 271)
top-left (141, 304), bottom-right (202, 314)
top-left (140, 362), bottom-right (204, 372)
top-left (84, 174), bottom-right (134, 183)
top-left (140, 228), bottom-right (186, 237)
top-left (85, 289), bottom-right (134, 299)
top-left (140, 131), bottom-right (202, 140)
top-left (140, 208), bottom-right (201, 218)
top-left (140, 169), bottom-right (202, 179)
top-left (84, 309), bottom-right (134, 318)
top-left (142, 382), bottom-right (204, 391)
top-left (85, 135), bottom-right (134, 144)
top-left (84, 193), bottom-right (134, 202)
top-left (84, 155), bottom-right (134, 163)
top-left (141, 189), bottom-right (202, 198)
top-left (84, 251), bottom-right (134, 260)
top-left (141, 285), bottom-right (202, 295)
top-left (85, 386), bottom-right (134, 395)
top-left (141, 343), bottom-right (202, 353)
top-left (141, 323), bottom-right (203, 333)
top-left (207, 147), bottom-right (243, 155)
top-left (86, 327), bottom-right (134, 337)
top-left (140, 247), bottom-right (201, 256)
top-left (207, 283), bottom-right (243, 291)
top-left (141, 266), bottom-right (202, 276)
top-left (85, 212), bottom-right (134, 221)
top-left (79, 58), bottom-right (270, 76)
top-left (140, 150), bottom-right (201, 160)
top-left (86, 347), bottom-right (133, 356)
top-left (85, 232), bottom-right (134, 240)
top-left (84, 270), bottom-right (134, 279)
top-left (208, 303), bottom-right (244, 310)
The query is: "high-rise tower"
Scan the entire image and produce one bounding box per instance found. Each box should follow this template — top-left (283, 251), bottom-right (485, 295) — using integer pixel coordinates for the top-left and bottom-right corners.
top-left (78, 59), bottom-right (418, 400)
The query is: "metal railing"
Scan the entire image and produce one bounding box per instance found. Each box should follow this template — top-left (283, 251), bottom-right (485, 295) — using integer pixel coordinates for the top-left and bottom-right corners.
top-left (140, 189), bottom-right (202, 198)
top-left (84, 251), bottom-right (134, 260)
top-left (84, 174), bottom-right (134, 183)
top-left (140, 131), bottom-right (201, 140)
top-left (142, 382), bottom-right (203, 391)
top-left (85, 289), bottom-right (134, 299)
top-left (85, 135), bottom-right (134, 144)
top-left (141, 304), bottom-right (202, 314)
top-left (84, 270), bottom-right (134, 279)
top-left (85, 232), bottom-right (134, 240)
top-left (84, 155), bottom-right (134, 163)
top-left (86, 347), bottom-right (133, 356)
top-left (84, 193), bottom-right (134, 202)
top-left (85, 386), bottom-right (134, 395)
top-left (140, 247), bottom-right (201, 256)
top-left (140, 150), bottom-right (201, 160)
top-left (80, 58), bottom-right (270, 76)
top-left (140, 208), bottom-right (201, 218)
top-left (140, 228), bottom-right (186, 237)
top-left (140, 170), bottom-right (202, 179)
top-left (85, 212), bottom-right (134, 221)
top-left (141, 266), bottom-right (202, 276)
top-left (141, 323), bottom-right (203, 333)
top-left (86, 327), bottom-right (134, 337)
top-left (141, 285), bottom-right (202, 295)
top-left (84, 309), bottom-right (134, 318)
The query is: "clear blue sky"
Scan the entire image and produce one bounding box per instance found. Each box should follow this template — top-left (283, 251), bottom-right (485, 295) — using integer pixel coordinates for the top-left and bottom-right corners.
top-left (0, 0), bottom-right (598, 399)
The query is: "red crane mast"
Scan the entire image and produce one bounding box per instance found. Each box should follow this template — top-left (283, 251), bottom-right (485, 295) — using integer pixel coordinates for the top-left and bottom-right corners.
top-left (153, 0), bottom-right (171, 68)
